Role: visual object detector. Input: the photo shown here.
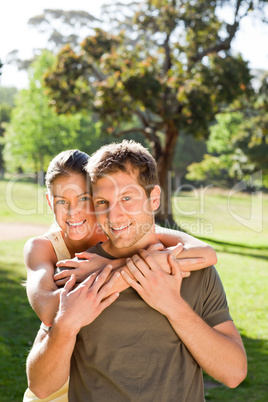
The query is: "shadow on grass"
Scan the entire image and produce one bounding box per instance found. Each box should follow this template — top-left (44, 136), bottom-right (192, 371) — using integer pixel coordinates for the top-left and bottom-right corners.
top-left (204, 333), bottom-right (268, 401)
top-left (197, 236), bottom-right (268, 251)
top-left (0, 266), bottom-right (40, 402)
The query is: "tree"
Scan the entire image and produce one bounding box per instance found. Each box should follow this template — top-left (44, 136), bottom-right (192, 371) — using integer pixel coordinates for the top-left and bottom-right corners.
top-left (3, 51), bottom-right (99, 182)
top-left (185, 113), bottom-right (256, 187)
top-left (0, 104), bottom-right (12, 178)
top-left (172, 132), bottom-right (207, 189)
top-left (44, 0), bottom-right (267, 225)
top-left (0, 86), bottom-right (18, 107)
top-left (186, 72), bottom-right (268, 188)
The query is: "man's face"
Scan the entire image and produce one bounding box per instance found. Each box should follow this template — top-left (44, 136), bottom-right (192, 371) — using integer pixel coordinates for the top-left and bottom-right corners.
top-left (92, 170), bottom-right (160, 251)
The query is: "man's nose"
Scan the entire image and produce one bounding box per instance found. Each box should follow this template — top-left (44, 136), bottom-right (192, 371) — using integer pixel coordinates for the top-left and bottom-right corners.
top-left (108, 202), bottom-right (124, 222)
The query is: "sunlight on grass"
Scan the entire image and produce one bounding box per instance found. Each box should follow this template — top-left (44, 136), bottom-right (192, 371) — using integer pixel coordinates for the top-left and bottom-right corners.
top-left (173, 190), bottom-right (268, 247)
top-left (0, 179), bottom-right (53, 225)
top-left (0, 182), bottom-right (267, 401)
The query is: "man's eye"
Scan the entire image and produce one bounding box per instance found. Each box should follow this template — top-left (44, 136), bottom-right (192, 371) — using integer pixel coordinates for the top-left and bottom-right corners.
top-left (79, 196), bottom-right (90, 202)
top-left (122, 196), bottom-right (131, 201)
top-left (97, 200), bottom-right (108, 205)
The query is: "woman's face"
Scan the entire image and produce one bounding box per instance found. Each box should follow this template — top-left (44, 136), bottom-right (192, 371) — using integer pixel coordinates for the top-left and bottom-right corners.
top-left (48, 173), bottom-right (98, 241)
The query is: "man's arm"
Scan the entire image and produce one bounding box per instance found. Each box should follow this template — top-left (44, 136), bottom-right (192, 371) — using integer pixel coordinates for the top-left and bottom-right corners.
top-left (121, 251), bottom-right (247, 388)
top-left (156, 225), bottom-right (217, 270)
top-left (27, 267), bottom-right (120, 399)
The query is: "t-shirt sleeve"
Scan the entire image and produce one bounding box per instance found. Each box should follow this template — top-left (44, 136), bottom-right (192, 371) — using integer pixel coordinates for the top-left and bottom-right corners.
top-left (202, 266), bottom-right (232, 327)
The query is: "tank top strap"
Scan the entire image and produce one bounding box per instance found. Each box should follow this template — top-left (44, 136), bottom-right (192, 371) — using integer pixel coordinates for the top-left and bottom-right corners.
top-left (45, 229), bottom-right (71, 262)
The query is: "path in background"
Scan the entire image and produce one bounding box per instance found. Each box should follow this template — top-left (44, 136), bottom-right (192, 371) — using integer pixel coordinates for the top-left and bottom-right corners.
top-left (0, 222), bottom-right (50, 240)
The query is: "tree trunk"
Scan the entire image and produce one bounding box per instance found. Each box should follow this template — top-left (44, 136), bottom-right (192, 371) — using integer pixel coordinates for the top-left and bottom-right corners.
top-left (155, 122), bottom-right (180, 228)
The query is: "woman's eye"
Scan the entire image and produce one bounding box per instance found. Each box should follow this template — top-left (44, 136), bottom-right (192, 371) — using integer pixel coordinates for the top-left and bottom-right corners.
top-left (122, 196), bottom-right (131, 201)
top-left (56, 200), bottom-right (67, 205)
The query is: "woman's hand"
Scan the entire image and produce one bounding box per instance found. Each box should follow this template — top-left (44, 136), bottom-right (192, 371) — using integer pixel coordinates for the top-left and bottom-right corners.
top-left (54, 252), bottom-right (111, 286)
top-left (146, 243), bottom-right (205, 277)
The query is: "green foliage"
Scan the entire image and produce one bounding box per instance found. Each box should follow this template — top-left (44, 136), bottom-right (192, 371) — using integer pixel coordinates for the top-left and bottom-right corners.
top-left (40, 1), bottom-right (264, 220)
top-left (0, 104), bottom-right (12, 174)
top-left (44, 2), bottom-right (255, 137)
top-left (0, 86), bottom-right (18, 107)
top-left (3, 51), bottom-right (101, 174)
top-left (186, 73), bottom-right (268, 187)
top-left (172, 132), bottom-right (207, 180)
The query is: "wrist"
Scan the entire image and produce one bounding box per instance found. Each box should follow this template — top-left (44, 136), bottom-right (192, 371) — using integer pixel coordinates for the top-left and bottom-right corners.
top-left (166, 296), bottom-right (191, 323)
top-left (52, 313), bottom-right (79, 340)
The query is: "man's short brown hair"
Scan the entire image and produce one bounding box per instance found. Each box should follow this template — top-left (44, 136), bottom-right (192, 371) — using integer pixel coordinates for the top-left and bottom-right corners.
top-left (86, 140), bottom-right (159, 197)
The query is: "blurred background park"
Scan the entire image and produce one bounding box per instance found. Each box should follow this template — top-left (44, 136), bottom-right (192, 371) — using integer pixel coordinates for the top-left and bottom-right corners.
top-left (0, 1), bottom-right (267, 400)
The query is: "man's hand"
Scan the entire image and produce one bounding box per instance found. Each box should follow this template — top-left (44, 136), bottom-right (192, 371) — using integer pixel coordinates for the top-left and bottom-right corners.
top-left (55, 265), bottom-right (120, 337)
top-left (54, 253), bottom-right (111, 287)
top-left (121, 250), bottom-right (184, 317)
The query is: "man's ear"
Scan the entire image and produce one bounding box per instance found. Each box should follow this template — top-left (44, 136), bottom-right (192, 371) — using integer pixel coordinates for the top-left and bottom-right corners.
top-left (46, 193), bottom-right (53, 211)
top-left (150, 185), bottom-right (161, 211)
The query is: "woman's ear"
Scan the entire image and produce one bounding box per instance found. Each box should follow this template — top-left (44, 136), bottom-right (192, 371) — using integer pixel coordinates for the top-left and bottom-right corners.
top-left (150, 185), bottom-right (161, 211)
top-left (46, 193), bottom-right (53, 211)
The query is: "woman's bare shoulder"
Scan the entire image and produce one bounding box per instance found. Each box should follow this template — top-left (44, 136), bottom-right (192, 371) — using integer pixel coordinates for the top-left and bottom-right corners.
top-left (24, 234), bottom-right (57, 267)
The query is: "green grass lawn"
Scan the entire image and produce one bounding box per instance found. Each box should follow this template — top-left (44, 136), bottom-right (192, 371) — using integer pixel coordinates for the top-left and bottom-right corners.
top-left (0, 180), bottom-right (267, 401)
top-left (0, 178), bottom-right (53, 225)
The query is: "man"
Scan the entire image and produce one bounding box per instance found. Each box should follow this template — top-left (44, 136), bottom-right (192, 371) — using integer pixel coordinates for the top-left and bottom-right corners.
top-left (27, 140), bottom-right (247, 401)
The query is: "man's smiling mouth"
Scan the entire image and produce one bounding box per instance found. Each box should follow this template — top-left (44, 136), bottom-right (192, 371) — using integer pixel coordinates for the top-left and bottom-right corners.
top-left (110, 223), bottom-right (132, 231)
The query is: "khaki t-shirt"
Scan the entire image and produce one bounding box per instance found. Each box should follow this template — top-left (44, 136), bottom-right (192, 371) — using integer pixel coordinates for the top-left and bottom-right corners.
top-left (69, 243), bottom-right (232, 402)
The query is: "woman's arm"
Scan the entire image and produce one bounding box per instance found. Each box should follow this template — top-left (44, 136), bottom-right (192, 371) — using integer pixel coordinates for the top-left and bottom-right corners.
top-left (24, 236), bottom-right (62, 326)
top-left (155, 225), bottom-right (217, 270)
top-left (25, 237), bottom-right (127, 326)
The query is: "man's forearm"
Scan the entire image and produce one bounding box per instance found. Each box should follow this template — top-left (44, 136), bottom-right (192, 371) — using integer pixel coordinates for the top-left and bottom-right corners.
top-left (27, 323), bottom-right (75, 399)
top-left (167, 300), bottom-right (247, 388)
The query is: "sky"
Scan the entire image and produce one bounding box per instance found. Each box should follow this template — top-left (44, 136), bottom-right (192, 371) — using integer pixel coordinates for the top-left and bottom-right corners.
top-left (0, 0), bottom-right (267, 89)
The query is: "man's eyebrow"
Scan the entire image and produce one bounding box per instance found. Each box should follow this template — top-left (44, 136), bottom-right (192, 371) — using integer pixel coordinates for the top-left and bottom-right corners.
top-left (54, 192), bottom-right (90, 198)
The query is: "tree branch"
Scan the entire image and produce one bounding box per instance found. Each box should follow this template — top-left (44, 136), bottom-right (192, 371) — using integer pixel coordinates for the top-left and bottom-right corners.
top-left (190, 0), bottom-right (252, 63)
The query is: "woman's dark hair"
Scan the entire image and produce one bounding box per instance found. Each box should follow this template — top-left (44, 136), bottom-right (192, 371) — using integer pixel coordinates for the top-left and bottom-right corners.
top-left (45, 149), bottom-right (90, 190)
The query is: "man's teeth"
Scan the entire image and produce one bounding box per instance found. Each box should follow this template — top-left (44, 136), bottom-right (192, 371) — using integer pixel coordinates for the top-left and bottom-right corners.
top-left (112, 224), bottom-right (131, 231)
top-left (68, 220), bottom-right (85, 227)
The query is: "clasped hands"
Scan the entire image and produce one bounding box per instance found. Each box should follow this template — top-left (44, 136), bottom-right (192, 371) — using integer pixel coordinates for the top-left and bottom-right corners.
top-left (53, 243), bottom-right (199, 286)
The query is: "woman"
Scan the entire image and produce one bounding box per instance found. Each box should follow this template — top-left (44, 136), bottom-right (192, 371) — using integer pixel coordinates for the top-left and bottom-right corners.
top-left (24, 149), bottom-right (217, 401)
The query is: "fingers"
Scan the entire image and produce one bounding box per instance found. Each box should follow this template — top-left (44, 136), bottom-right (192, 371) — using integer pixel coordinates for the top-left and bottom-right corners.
top-left (75, 251), bottom-right (95, 259)
top-left (56, 258), bottom-right (78, 269)
top-left (168, 254), bottom-right (182, 278)
top-left (55, 277), bottom-right (71, 287)
top-left (54, 269), bottom-right (76, 281)
top-left (125, 256), bottom-right (148, 283)
top-left (99, 291), bottom-right (119, 312)
top-left (170, 243), bottom-right (184, 258)
top-left (120, 269), bottom-right (141, 292)
top-left (98, 270), bottom-right (121, 299)
top-left (138, 249), bottom-right (162, 272)
top-left (61, 274), bottom-right (76, 294)
top-left (91, 264), bottom-right (114, 291)
top-left (77, 271), bottom-right (99, 289)
top-left (147, 243), bottom-right (165, 252)
top-left (181, 271), bottom-right (191, 278)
